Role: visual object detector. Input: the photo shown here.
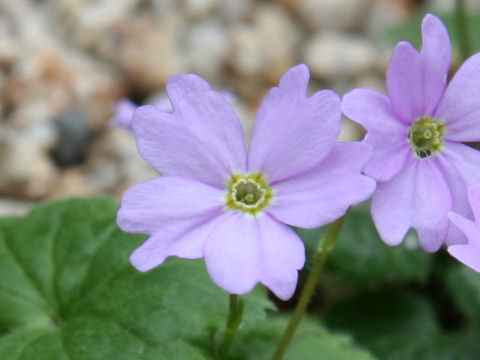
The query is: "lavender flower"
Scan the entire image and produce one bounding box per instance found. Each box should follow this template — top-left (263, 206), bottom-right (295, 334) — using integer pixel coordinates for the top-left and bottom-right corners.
top-left (342, 14), bottom-right (480, 252)
top-left (117, 64), bottom-right (375, 300)
top-left (448, 185), bottom-right (480, 272)
top-left (110, 97), bottom-right (172, 131)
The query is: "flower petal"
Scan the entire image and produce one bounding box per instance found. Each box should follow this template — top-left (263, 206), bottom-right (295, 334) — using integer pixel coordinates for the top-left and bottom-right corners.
top-left (434, 142), bottom-right (480, 245)
top-left (342, 88), bottom-right (406, 133)
top-left (110, 99), bottom-right (136, 130)
top-left (448, 243), bottom-right (480, 273)
top-left (435, 53), bottom-right (480, 142)
top-left (342, 88), bottom-right (410, 181)
top-left (257, 216), bottom-right (305, 300)
top-left (204, 213), bottom-right (262, 295)
top-left (204, 213), bottom-right (305, 299)
top-left (372, 160), bottom-right (415, 247)
top-left (362, 134), bottom-right (410, 181)
top-left (117, 176), bottom-right (227, 272)
top-left (387, 16), bottom-right (450, 123)
top-left (448, 212), bottom-right (479, 245)
top-left (117, 176), bottom-right (224, 235)
top-left (248, 64), bottom-right (341, 182)
top-left (419, 14), bottom-right (451, 115)
top-left (468, 185), bottom-right (480, 223)
top-left (371, 158), bottom-right (451, 251)
top-left (387, 41), bottom-right (424, 123)
top-left (129, 213), bottom-right (230, 272)
top-left (166, 74), bottom-right (247, 173)
top-left (269, 142), bottom-right (376, 228)
top-left (411, 159), bottom-right (451, 252)
top-left (447, 212), bottom-right (480, 272)
top-left (133, 105), bottom-right (231, 187)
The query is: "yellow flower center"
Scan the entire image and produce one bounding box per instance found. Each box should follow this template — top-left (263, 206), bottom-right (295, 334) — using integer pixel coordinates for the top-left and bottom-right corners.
top-left (226, 173), bottom-right (273, 215)
top-left (408, 117), bottom-right (445, 158)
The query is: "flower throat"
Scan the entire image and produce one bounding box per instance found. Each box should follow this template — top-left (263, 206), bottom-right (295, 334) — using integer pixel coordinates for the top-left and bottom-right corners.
top-left (226, 173), bottom-right (273, 215)
top-left (408, 117), bottom-right (445, 158)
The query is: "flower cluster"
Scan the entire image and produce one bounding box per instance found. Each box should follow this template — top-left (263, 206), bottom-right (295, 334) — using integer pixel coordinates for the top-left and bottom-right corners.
top-left (117, 13), bottom-right (480, 299)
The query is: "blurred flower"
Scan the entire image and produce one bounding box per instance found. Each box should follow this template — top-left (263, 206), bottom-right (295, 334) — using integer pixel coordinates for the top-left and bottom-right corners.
top-left (448, 185), bottom-right (480, 272)
top-left (109, 97), bottom-right (172, 131)
top-left (343, 14), bottom-right (480, 252)
top-left (117, 64), bottom-right (375, 300)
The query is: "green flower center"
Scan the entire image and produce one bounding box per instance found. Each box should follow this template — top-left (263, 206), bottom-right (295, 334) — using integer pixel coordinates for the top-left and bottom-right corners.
top-left (408, 117), bottom-right (445, 158)
top-left (226, 173), bottom-right (273, 215)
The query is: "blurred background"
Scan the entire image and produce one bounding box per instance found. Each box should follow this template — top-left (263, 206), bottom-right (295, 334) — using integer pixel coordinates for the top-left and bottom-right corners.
top-left (0, 0), bottom-right (478, 215)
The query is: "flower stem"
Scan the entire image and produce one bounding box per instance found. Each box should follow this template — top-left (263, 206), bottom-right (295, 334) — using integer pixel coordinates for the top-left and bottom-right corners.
top-left (455, 0), bottom-right (472, 61)
top-left (218, 294), bottom-right (244, 360)
top-left (270, 215), bottom-right (346, 360)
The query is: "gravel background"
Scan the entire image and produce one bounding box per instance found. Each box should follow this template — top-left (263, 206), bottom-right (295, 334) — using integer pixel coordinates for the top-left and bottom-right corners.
top-left (0, 0), bottom-right (466, 215)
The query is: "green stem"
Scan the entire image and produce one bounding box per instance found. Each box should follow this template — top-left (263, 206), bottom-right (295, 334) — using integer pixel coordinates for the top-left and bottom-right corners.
top-left (270, 215), bottom-right (346, 360)
top-left (455, 0), bottom-right (472, 61)
top-left (218, 294), bottom-right (244, 360)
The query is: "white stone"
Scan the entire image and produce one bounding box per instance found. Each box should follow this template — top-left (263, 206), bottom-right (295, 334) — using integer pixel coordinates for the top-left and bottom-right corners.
top-left (184, 20), bottom-right (230, 79)
top-left (294, 0), bottom-right (370, 30)
top-left (229, 4), bottom-right (300, 82)
top-left (304, 30), bottom-right (378, 79)
top-left (181, 0), bottom-right (218, 18)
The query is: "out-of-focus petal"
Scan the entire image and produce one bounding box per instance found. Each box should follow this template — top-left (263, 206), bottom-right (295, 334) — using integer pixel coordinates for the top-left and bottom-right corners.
top-left (133, 105), bottom-right (231, 187)
top-left (117, 176), bottom-right (224, 234)
top-left (257, 216), bottom-right (305, 300)
top-left (435, 53), bottom-right (480, 142)
top-left (269, 142), bottom-right (375, 228)
top-left (434, 142), bottom-right (480, 245)
top-left (166, 74), bottom-right (247, 174)
top-left (204, 213), bottom-right (262, 295)
top-left (419, 14), bottom-right (451, 115)
top-left (110, 99), bottom-right (137, 130)
top-left (371, 158), bottom-right (450, 251)
top-left (248, 64), bottom-right (341, 182)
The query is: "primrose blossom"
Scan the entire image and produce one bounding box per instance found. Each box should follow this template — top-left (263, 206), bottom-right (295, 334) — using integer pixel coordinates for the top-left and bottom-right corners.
top-left (117, 64), bottom-right (375, 300)
top-left (342, 14), bottom-right (480, 252)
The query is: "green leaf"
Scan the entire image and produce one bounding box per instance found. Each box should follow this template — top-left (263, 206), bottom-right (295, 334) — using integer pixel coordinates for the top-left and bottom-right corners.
top-left (232, 316), bottom-right (377, 360)
top-left (324, 289), bottom-right (440, 360)
top-left (324, 288), bottom-right (480, 360)
top-left (0, 198), bottom-right (272, 359)
top-left (444, 263), bottom-right (480, 324)
top-left (297, 204), bottom-right (432, 285)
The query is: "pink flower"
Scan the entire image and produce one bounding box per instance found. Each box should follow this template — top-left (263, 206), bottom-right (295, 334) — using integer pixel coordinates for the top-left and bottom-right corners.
top-left (342, 14), bottom-right (480, 252)
top-left (448, 185), bottom-right (480, 272)
top-left (117, 65), bottom-right (375, 300)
